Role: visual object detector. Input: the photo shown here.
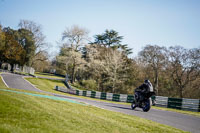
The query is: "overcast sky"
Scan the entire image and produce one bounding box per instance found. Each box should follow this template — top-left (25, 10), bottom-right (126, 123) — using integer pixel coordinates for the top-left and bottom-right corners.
top-left (0, 0), bottom-right (199, 58)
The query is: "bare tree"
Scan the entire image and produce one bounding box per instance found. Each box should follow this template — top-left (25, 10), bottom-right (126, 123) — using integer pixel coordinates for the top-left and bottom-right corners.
top-left (57, 48), bottom-right (86, 83)
top-left (168, 46), bottom-right (200, 98)
top-left (62, 25), bottom-right (89, 51)
top-left (18, 20), bottom-right (46, 52)
top-left (57, 25), bottom-right (89, 83)
top-left (32, 51), bottom-right (50, 72)
top-left (83, 44), bottom-right (104, 91)
top-left (139, 45), bottom-right (167, 95)
top-left (85, 44), bottom-right (126, 93)
top-left (18, 20), bottom-right (48, 67)
top-left (103, 48), bottom-right (126, 93)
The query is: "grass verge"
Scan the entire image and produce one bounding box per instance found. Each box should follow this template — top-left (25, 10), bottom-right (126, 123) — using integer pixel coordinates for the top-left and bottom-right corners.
top-left (34, 72), bottom-right (65, 79)
top-left (25, 77), bottom-right (200, 117)
top-left (0, 88), bottom-right (187, 132)
top-left (152, 106), bottom-right (200, 117)
top-left (0, 74), bottom-right (7, 88)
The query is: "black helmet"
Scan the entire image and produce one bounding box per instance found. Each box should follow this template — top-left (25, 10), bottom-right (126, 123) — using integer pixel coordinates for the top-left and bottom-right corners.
top-left (144, 79), bottom-right (149, 83)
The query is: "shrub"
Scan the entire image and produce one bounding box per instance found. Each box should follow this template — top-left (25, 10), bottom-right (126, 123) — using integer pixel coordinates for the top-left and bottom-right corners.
top-left (82, 79), bottom-right (97, 91)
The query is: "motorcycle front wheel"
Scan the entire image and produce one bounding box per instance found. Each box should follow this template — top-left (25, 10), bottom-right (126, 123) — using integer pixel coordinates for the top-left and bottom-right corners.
top-left (131, 101), bottom-right (137, 110)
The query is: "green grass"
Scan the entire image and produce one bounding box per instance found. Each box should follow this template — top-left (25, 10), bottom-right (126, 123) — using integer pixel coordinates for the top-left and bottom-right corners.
top-left (0, 88), bottom-right (187, 133)
top-left (13, 71), bottom-right (30, 76)
top-left (25, 77), bottom-right (130, 103)
top-left (152, 106), bottom-right (200, 117)
top-left (0, 75), bottom-right (7, 88)
top-left (26, 77), bottom-right (65, 90)
top-left (34, 72), bottom-right (65, 79)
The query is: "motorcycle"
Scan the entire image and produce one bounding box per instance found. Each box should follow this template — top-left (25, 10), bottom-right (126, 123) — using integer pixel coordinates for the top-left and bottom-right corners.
top-left (131, 91), bottom-right (155, 112)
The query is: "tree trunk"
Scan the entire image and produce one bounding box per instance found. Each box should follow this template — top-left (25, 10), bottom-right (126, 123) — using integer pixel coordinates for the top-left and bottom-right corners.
top-left (179, 86), bottom-right (183, 98)
top-left (112, 73), bottom-right (116, 93)
top-left (71, 64), bottom-right (76, 84)
top-left (154, 68), bottom-right (159, 95)
top-left (112, 82), bottom-right (116, 93)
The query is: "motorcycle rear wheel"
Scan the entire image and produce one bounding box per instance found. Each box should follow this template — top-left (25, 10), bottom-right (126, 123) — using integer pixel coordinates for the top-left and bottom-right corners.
top-left (142, 99), bottom-right (151, 112)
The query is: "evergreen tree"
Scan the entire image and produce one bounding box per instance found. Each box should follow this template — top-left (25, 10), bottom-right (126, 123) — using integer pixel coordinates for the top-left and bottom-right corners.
top-left (93, 29), bottom-right (132, 55)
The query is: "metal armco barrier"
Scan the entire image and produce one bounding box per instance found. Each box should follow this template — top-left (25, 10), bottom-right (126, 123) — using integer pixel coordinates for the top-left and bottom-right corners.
top-left (168, 98), bottom-right (182, 110)
top-left (55, 86), bottom-right (200, 112)
top-left (155, 96), bottom-right (168, 108)
top-left (101, 92), bottom-right (106, 100)
top-left (127, 95), bottom-right (134, 103)
top-left (112, 94), bottom-right (120, 102)
top-left (55, 86), bottom-right (76, 95)
top-left (182, 98), bottom-right (200, 112)
top-left (154, 96), bottom-right (200, 112)
top-left (91, 91), bottom-right (96, 98)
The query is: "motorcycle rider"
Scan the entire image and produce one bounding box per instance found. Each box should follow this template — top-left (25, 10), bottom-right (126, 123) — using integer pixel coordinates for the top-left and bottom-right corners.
top-left (134, 79), bottom-right (154, 102)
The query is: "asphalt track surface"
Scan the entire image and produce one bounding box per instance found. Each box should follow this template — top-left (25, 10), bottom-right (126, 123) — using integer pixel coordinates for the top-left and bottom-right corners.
top-left (1, 73), bottom-right (200, 133)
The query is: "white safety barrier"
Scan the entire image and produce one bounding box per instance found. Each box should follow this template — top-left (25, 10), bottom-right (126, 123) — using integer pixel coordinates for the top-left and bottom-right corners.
top-left (120, 94), bottom-right (128, 102)
top-left (95, 92), bottom-right (101, 99)
top-left (106, 93), bottom-right (113, 101)
top-left (155, 96), bottom-right (168, 107)
top-left (55, 86), bottom-right (200, 112)
top-left (182, 98), bottom-right (200, 112)
top-left (86, 91), bottom-right (91, 97)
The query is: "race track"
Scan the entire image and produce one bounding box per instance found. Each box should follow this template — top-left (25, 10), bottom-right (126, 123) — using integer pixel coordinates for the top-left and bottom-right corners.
top-left (1, 73), bottom-right (200, 133)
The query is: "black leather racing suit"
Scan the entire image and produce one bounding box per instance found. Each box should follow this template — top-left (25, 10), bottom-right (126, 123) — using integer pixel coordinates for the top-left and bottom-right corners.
top-left (134, 83), bottom-right (150, 102)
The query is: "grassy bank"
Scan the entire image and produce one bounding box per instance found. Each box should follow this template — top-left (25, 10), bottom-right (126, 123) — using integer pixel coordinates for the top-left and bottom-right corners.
top-left (0, 88), bottom-right (187, 133)
top-left (0, 74), bottom-right (7, 88)
top-left (34, 72), bottom-right (65, 79)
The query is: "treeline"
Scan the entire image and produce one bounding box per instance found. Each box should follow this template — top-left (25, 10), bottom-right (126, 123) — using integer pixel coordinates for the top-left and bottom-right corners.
top-left (0, 20), bottom-right (49, 71)
top-left (1, 22), bottom-right (199, 99)
top-left (55, 25), bottom-right (200, 99)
